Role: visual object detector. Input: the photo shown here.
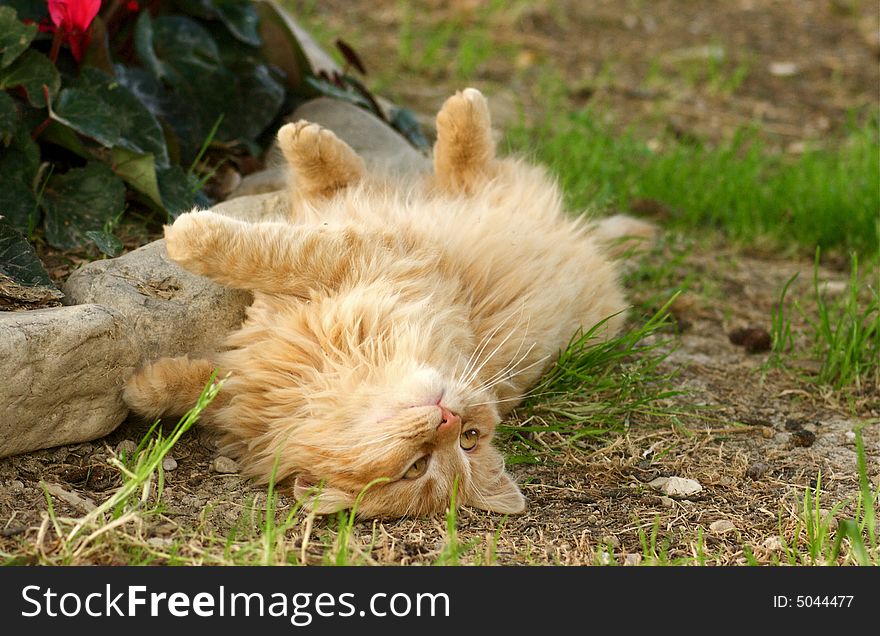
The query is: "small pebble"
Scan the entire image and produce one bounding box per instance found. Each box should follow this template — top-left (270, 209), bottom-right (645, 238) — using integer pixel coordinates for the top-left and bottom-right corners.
top-left (659, 496), bottom-right (675, 508)
top-left (728, 326), bottom-right (772, 352)
top-left (790, 430), bottom-right (816, 448)
top-left (648, 476), bottom-right (703, 497)
top-left (761, 426), bottom-right (775, 439)
top-left (762, 536), bottom-right (783, 551)
top-left (623, 553), bottom-right (642, 566)
top-left (9, 480), bottom-right (24, 494)
top-left (784, 419), bottom-right (803, 431)
top-left (148, 537), bottom-right (173, 548)
top-left (115, 440), bottom-right (138, 457)
top-left (601, 535), bottom-right (621, 549)
top-left (213, 456), bottom-right (240, 474)
top-left (769, 61), bottom-right (799, 77)
top-left (844, 431), bottom-right (856, 443)
top-left (162, 456), bottom-right (178, 471)
top-left (709, 520), bottom-right (737, 534)
top-left (746, 461), bottom-right (769, 480)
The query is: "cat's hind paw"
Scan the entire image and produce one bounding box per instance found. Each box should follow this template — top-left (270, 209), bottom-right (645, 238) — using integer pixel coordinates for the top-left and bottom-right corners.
top-left (278, 120), bottom-right (365, 198)
top-left (433, 88), bottom-right (496, 194)
top-left (124, 356), bottom-right (218, 420)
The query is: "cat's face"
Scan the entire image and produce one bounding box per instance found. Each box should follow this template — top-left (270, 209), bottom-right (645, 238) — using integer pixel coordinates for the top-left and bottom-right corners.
top-left (284, 362), bottom-right (525, 518)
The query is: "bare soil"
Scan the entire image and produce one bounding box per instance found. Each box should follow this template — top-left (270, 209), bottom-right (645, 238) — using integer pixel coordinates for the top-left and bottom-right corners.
top-left (1, 0), bottom-right (878, 564)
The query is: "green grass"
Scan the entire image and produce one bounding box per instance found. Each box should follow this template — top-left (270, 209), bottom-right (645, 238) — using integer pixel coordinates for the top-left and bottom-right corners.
top-left (805, 251), bottom-right (879, 390)
top-left (768, 250), bottom-right (879, 391)
top-left (779, 426), bottom-right (878, 565)
top-left (508, 112), bottom-right (880, 255)
top-left (500, 297), bottom-right (684, 462)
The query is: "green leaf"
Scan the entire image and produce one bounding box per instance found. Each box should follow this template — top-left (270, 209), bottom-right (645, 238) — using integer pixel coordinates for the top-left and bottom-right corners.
top-left (0, 5), bottom-right (37, 69)
top-left (134, 13), bottom-right (239, 161)
top-left (84, 229), bottom-right (123, 257)
top-left (0, 215), bottom-right (62, 306)
top-left (157, 165), bottom-right (199, 219)
top-left (40, 120), bottom-right (90, 157)
top-left (51, 68), bottom-right (170, 168)
top-left (52, 85), bottom-right (120, 148)
top-left (0, 179), bottom-right (37, 233)
top-left (0, 49), bottom-right (60, 107)
top-left (112, 146), bottom-right (162, 208)
top-left (175, 0), bottom-right (261, 46)
top-left (41, 162), bottom-right (126, 249)
top-left (0, 122), bottom-right (38, 178)
top-left (0, 0), bottom-right (46, 23)
top-left (389, 105), bottom-right (430, 151)
top-left (0, 124), bottom-right (39, 231)
top-left (0, 90), bottom-right (19, 142)
top-left (303, 76), bottom-right (374, 111)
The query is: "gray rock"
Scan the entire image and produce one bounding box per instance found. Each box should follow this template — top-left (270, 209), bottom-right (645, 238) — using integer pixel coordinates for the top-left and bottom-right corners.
top-left (232, 98), bottom-right (430, 199)
top-left (213, 456), bottom-right (239, 474)
top-left (63, 240), bottom-right (251, 361)
top-left (0, 304), bottom-right (136, 457)
top-left (162, 456), bottom-right (178, 471)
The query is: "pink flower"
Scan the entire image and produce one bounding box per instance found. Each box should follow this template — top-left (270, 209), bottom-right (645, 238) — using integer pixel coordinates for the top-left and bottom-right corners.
top-left (46, 0), bottom-right (101, 62)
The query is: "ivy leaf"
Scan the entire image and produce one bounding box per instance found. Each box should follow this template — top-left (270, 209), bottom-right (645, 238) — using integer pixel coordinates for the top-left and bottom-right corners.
top-left (52, 84), bottom-right (120, 148)
top-left (84, 229), bottom-right (123, 257)
top-left (157, 165), bottom-right (200, 219)
top-left (303, 75), bottom-right (374, 111)
top-left (51, 68), bottom-right (170, 168)
top-left (41, 162), bottom-right (126, 249)
top-left (175, 0), bottom-right (261, 47)
top-left (0, 180), bottom-right (37, 234)
top-left (0, 215), bottom-right (62, 307)
top-left (0, 0), bottom-right (46, 23)
top-left (389, 105), bottom-right (430, 151)
top-left (0, 5), bottom-right (37, 69)
top-left (111, 146), bottom-right (162, 208)
top-left (0, 124), bottom-right (39, 232)
top-left (0, 49), bottom-right (60, 107)
top-left (0, 90), bottom-right (19, 142)
top-left (134, 13), bottom-right (239, 162)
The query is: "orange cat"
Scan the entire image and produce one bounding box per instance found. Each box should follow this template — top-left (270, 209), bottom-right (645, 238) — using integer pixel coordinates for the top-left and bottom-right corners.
top-left (124, 88), bottom-right (650, 518)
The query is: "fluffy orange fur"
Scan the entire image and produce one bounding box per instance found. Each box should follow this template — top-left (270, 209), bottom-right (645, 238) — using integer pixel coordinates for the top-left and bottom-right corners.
top-left (124, 88), bottom-right (649, 518)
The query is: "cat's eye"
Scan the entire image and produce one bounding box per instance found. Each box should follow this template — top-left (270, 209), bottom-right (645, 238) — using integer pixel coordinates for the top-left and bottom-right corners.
top-left (403, 456), bottom-right (429, 479)
top-left (459, 428), bottom-right (479, 451)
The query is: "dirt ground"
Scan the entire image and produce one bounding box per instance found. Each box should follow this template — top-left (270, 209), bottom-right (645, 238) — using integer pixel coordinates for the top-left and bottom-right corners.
top-left (1, 0), bottom-right (878, 564)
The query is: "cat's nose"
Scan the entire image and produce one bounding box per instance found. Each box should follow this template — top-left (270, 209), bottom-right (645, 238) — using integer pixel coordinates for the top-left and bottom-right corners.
top-left (437, 405), bottom-right (461, 433)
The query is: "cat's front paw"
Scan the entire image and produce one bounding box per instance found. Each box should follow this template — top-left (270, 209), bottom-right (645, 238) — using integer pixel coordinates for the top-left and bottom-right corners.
top-left (163, 210), bottom-right (231, 273)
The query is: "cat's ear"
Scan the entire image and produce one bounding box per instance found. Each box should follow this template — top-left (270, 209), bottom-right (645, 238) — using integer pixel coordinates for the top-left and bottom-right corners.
top-left (467, 471), bottom-right (526, 514)
top-left (294, 476), bottom-right (354, 515)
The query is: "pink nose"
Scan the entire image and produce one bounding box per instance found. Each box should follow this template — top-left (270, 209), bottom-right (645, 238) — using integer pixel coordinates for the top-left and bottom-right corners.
top-left (437, 405), bottom-right (461, 432)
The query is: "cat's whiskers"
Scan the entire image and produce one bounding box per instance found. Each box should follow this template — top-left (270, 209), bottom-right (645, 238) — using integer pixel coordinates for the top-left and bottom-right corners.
top-left (460, 308), bottom-right (528, 389)
top-left (474, 339), bottom-right (537, 394)
top-left (478, 352), bottom-right (551, 394)
top-left (455, 307), bottom-right (522, 387)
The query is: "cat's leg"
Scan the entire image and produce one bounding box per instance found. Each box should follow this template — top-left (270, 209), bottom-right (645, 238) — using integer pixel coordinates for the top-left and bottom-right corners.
top-left (123, 356), bottom-right (220, 420)
top-left (433, 88), bottom-right (496, 195)
top-left (277, 121), bottom-right (365, 207)
top-left (165, 210), bottom-right (387, 295)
